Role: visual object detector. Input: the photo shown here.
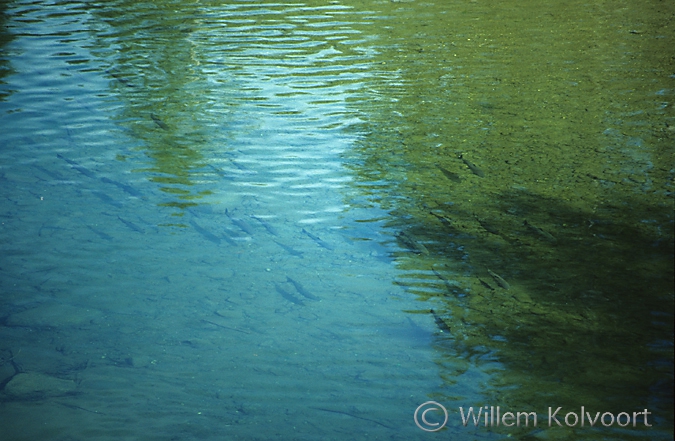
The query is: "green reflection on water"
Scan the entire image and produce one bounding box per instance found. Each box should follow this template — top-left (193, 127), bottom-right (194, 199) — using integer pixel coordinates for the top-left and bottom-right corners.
top-left (85, 0), bottom-right (672, 437)
top-left (0, 1), bottom-right (17, 102)
top-left (90, 1), bottom-right (243, 215)
top-left (347, 0), bottom-right (673, 438)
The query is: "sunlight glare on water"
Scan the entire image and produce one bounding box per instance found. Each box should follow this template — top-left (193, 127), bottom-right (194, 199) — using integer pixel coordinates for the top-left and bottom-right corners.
top-left (0, 1), bottom-right (467, 440)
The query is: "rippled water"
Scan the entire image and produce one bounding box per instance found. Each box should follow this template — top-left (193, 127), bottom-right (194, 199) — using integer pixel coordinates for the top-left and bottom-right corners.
top-left (1, 0), bottom-right (673, 440)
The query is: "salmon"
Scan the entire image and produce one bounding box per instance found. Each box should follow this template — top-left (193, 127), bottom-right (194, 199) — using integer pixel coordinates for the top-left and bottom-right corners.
top-left (430, 211), bottom-right (452, 228)
top-left (438, 166), bottom-right (462, 182)
top-left (189, 219), bottom-right (221, 244)
top-left (524, 220), bottom-right (557, 243)
top-left (57, 154), bottom-right (96, 179)
top-left (286, 276), bottom-right (320, 300)
top-left (396, 231), bottom-right (429, 255)
top-left (459, 154), bottom-right (485, 177)
top-left (487, 269), bottom-right (510, 290)
top-left (273, 240), bottom-right (303, 257)
top-left (251, 215), bottom-right (279, 237)
top-left (117, 216), bottom-right (144, 234)
top-left (100, 177), bottom-right (142, 198)
top-left (226, 210), bottom-right (255, 235)
top-left (275, 283), bottom-right (304, 306)
top-left (302, 228), bottom-right (334, 250)
top-left (150, 113), bottom-right (169, 130)
top-left (430, 309), bottom-right (452, 333)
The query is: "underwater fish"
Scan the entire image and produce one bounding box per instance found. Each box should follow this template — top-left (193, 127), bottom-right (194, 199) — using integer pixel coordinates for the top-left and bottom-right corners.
top-left (220, 229), bottom-right (238, 246)
top-left (302, 228), bottom-right (334, 250)
top-left (57, 154), bottom-right (97, 179)
top-left (87, 225), bottom-right (113, 241)
top-left (475, 217), bottom-right (499, 235)
top-left (100, 176), bottom-right (143, 198)
top-left (286, 276), bottom-right (320, 300)
top-left (108, 71), bottom-right (135, 87)
top-left (432, 268), bottom-right (450, 282)
top-left (396, 231), bottom-right (429, 255)
top-left (275, 283), bottom-right (304, 306)
top-left (91, 190), bottom-right (123, 208)
top-left (429, 211), bottom-right (453, 228)
top-left (189, 219), bottom-right (221, 245)
top-left (206, 164), bottom-right (233, 180)
top-left (273, 240), bottom-right (303, 257)
top-left (478, 278), bottom-right (495, 290)
top-left (117, 216), bottom-right (144, 233)
top-left (33, 164), bottom-right (65, 181)
top-left (150, 113), bottom-right (169, 130)
top-left (524, 220), bottom-right (557, 243)
top-left (430, 309), bottom-right (452, 333)
top-left (459, 154), bottom-right (485, 177)
top-left (487, 269), bottom-right (510, 290)
top-left (251, 215), bottom-right (279, 237)
top-left (432, 268), bottom-right (461, 294)
top-left (226, 210), bottom-right (255, 236)
top-left (438, 166), bottom-right (462, 183)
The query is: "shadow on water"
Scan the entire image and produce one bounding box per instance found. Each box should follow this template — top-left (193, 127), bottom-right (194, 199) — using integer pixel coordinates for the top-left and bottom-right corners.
top-left (341, 0), bottom-right (674, 438)
top-left (355, 157), bottom-right (674, 439)
top-left (404, 188), bottom-right (673, 438)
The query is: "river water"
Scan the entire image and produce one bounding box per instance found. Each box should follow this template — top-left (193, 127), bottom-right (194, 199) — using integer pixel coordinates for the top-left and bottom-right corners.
top-left (0, 1), bottom-right (673, 440)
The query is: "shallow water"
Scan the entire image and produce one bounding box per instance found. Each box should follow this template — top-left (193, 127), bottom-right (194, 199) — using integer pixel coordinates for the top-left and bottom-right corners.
top-left (0, 0), bottom-right (673, 440)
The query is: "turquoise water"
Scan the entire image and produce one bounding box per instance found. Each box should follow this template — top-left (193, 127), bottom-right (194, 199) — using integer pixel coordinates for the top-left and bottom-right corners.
top-left (1, 1), bottom-right (672, 440)
top-left (0, 2), bottom-right (468, 439)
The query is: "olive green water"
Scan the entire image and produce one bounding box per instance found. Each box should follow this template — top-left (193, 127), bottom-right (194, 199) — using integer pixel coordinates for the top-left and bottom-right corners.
top-left (345, 0), bottom-right (674, 439)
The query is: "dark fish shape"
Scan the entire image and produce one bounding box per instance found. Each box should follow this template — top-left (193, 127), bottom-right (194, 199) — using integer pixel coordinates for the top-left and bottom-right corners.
top-left (286, 276), bottom-right (319, 300)
top-left (108, 71), bottom-right (135, 87)
top-left (487, 269), bottom-right (510, 290)
top-left (459, 154), bottom-right (485, 177)
top-left (275, 283), bottom-right (304, 306)
top-left (150, 113), bottom-right (169, 130)
top-left (523, 220), bottom-right (557, 243)
top-left (226, 210), bottom-right (255, 235)
top-left (57, 153), bottom-right (97, 179)
top-left (476, 217), bottom-right (499, 235)
top-left (91, 190), bottom-right (123, 208)
top-left (251, 215), bottom-right (279, 237)
top-left (87, 225), bottom-right (113, 241)
top-left (100, 176), bottom-right (143, 198)
top-left (430, 309), bottom-right (452, 333)
top-left (57, 153), bottom-right (77, 166)
top-left (396, 231), bottom-right (429, 255)
top-left (432, 268), bottom-right (459, 292)
top-left (438, 166), bottom-right (462, 183)
top-left (220, 228), bottom-right (239, 246)
top-left (117, 216), bottom-right (144, 233)
top-left (228, 158), bottom-right (248, 172)
top-left (432, 268), bottom-right (450, 282)
top-left (189, 219), bottom-right (221, 244)
top-left (302, 228), bottom-right (334, 250)
top-left (187, 205), bottom-right (214, 219)
top-left (478, 278), bottom-right (495, 290)
top-left (273, 240), bottom-right (303, 257)
top-left (430, 211), bottom-right (452, 228)
top-left (206, 164), bottom-right (234, 180)
top-left (33, 165), bottom-right (65, 181)
top-left (310, 407), bottom-right (394, 430)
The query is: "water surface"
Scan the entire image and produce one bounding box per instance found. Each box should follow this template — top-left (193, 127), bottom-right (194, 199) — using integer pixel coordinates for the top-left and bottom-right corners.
top-left (0, 0), bottom-right (672, 440)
